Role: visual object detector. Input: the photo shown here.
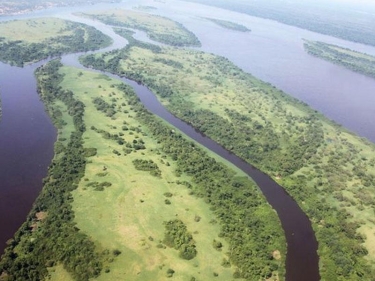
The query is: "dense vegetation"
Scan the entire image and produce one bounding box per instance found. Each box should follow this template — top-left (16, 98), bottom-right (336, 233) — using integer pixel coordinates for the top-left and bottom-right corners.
top-left (184, 0), bottom-right (375, 46)
top-left (0, 60), bottom-right (115, 281)
top-left (206, 18), bottom-right (250, 32)
top-left (163, 219), bottom-right (197, 260)
top-left (78, 10), bottom-right (201, 47)
top-left (1, 60), bottom-right (285, 279)
top-left (115, 82), bottom-right (285, 280)
top-left (0, 18), bottom-right (111, 66)
top-left (81, 40), bottom-right (375, 280)
top-left (0, 0), bottom-right (121, 15)
top-left (304, 40), bottom-right (375, 79)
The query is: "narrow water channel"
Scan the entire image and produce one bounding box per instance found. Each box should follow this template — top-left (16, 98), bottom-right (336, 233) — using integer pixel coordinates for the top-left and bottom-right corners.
top-left (0, 11), bottom-right (319, 281)
top-left (62, 44), bottom-right (320, 280)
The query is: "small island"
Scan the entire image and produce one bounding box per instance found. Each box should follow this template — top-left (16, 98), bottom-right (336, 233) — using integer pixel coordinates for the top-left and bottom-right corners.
top-left (206, 18), bottom-right (251, 32)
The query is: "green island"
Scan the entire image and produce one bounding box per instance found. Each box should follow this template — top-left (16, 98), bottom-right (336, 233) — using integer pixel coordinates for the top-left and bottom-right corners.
top-left (77, 9), bottom-right (201, 47)
top-left (81, 35), bottom-right (375, 279)
top-left (206, 18), bottom-right (250, 32)
top-left (304, 40), bottom-right (375, 79)
top-left (0, 18), bottom-right (111, 67)
top-left (0, 0), bottom-right (121, 16)
top-left (0, 60), bottom-right (285, 281)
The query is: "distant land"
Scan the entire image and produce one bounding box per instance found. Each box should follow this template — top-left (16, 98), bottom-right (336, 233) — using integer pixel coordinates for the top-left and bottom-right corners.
top-left (0, 0), bottom-right (121, 16)
top-left (183, 0), bottom-right (375, 46)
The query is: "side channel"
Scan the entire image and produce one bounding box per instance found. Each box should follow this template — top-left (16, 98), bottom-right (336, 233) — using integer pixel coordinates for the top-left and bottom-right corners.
top-left (63, 50), bottom-right (320, 281)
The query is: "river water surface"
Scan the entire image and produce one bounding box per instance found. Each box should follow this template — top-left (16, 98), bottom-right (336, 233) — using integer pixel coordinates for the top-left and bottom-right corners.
top-left (1, 1), bottom-right (375, 280)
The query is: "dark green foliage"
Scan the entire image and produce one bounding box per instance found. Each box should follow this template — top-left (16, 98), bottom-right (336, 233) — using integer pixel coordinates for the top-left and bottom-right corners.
top-left (0, 60), bottom-right (110, 281)
top-left (132, 159), bottom-right (161, 177)
top-left (212, 239), bottom-right (223, 251)
top-left (163, 220), bottom-right (197, 260)
top-left (92, 97), bottom-right (117, 117)
top-left (166, 268), bottom-right (175, 278)
top-left (84, 147), bottom-right (97, 157)
top-left (111, 83), bottom-right (285, 279)
top-left (153, 58), bottom-right (183, 69)
top-left (86, 181), bottom-right (112, 191)
top-left (0, 21), bottom-right (111, 66)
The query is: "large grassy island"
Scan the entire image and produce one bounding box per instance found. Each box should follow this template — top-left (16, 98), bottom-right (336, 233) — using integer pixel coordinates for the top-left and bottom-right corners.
top-left (0, 12), bottom-right (286, 281)
top-left (0, 60), bottom-right (285, 281)
top-left (81, 33), bottom-right (375, 279)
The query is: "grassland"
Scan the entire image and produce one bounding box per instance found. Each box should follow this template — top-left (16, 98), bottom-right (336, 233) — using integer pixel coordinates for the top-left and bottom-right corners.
top-left (304, 40), bottom-right (375, 79)
top-left (0, 18), bottom-right (111, 66)
top-left (77, 9), bottom-right (200, 47)
top-left (82, 41), bottom-right (375, 280)
top-left (28, 64), bottom-right (283, 280)
top-left (55, 66), bottom-right (237, 280)
top-left (206, 18), bottom-right (250, 32)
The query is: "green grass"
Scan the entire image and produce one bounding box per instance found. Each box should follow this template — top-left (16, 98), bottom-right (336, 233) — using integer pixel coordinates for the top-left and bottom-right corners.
top-left (0, 17), bottom-right (111, 66)
top-left (0, 18), bottom-right (74, 43)
top-left (82, 41), bottom-right (375, 279)
top-left (50, 66), bottom-right (246, 281)
top-left (77, 9), bottom-right (200, 46)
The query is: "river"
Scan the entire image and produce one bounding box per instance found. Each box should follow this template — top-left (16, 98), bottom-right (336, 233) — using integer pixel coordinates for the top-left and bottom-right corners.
top-left (1, 0), bottom-right (375, 280)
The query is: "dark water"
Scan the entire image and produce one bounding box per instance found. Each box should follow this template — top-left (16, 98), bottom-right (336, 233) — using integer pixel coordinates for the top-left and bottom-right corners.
top-left (124, 78), bottom-right (320, 281)
top-left (0, 61), bottom-right (56, 253)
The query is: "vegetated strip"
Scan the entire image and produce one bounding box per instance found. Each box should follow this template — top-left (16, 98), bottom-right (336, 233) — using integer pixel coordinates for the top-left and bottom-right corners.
top-left (205, 18), bottom-right (250, 32)
top-left (80, 40), bottom-right (375, 280)
top-left (76, 10), bottom-right (201, 47)
top-left (0, 18), bottom-right (112, 67)
top-left (116, 82), bottom-right (286, 280)
top-left (304, 40), bottom-right (375, 79)
top-left (0, 60), bottom-right (116, 281)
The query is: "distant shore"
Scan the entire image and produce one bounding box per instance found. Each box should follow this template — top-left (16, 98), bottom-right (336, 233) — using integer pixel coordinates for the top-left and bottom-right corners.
top-left (0, 0), bottom-right (120, 16)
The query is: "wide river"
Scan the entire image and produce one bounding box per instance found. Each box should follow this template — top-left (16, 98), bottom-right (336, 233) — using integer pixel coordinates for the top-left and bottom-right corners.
top-left (1, 1), bottom-right (375, 280)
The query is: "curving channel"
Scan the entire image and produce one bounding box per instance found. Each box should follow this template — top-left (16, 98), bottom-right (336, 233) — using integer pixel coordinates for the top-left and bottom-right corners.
top-left (0, 14), bottom-right (319, 281)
